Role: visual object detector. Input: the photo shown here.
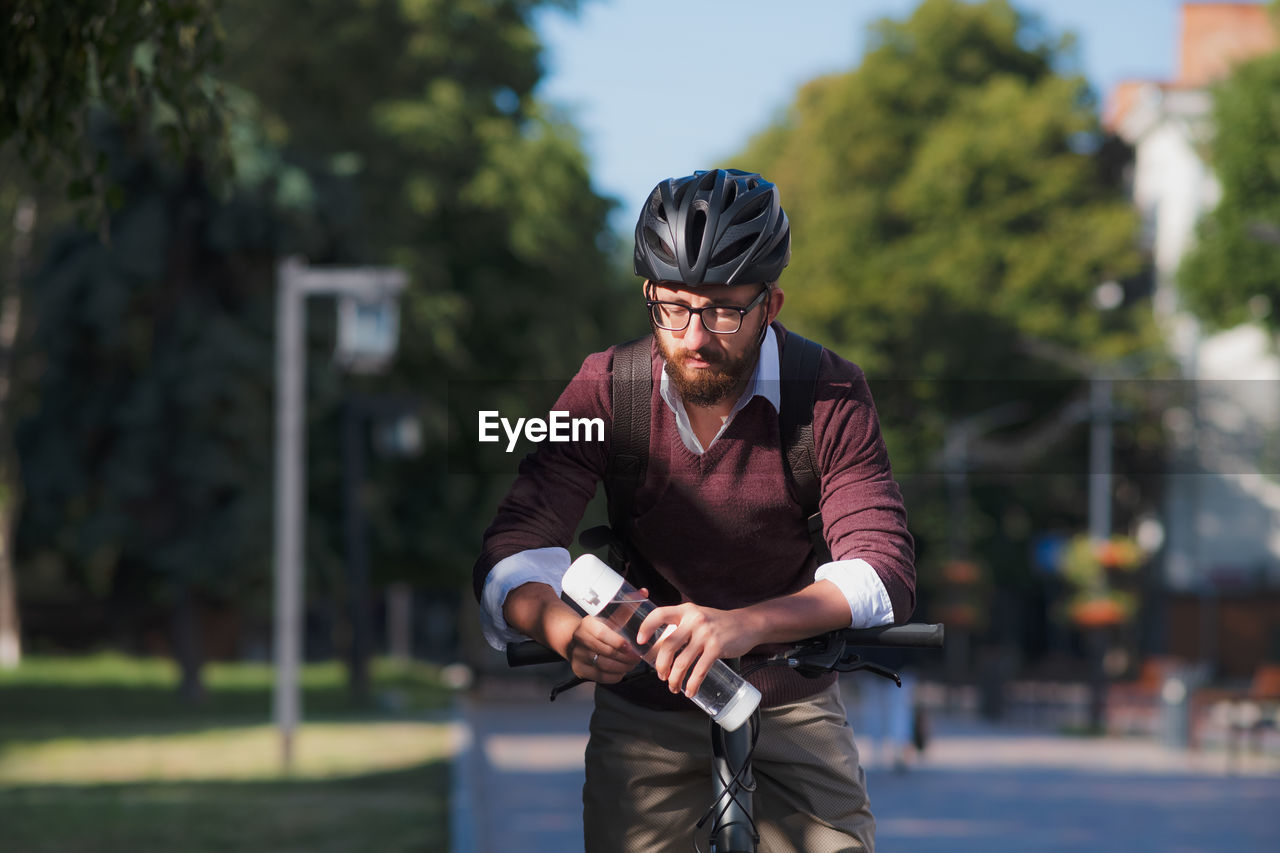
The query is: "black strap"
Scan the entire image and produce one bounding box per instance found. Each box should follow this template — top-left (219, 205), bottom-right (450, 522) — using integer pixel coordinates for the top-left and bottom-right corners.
top-left (606, 335), bottom-right (653, 539)
top-left (778, 330), bottom-right (830, 563)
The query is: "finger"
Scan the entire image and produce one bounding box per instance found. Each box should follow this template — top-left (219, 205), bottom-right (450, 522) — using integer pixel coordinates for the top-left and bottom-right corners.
top-left (652, 625), bottom-right (686, 682)
top-left (580, 617), bottom-right (635, 656)
top-left (572, 645), bottom-right (620, 683)
top-left (596, 655), bottom-right (634, 678)
top-left (637, 606), bottom-right (682, 645)
top-left (667, 640), bottom-right (704, 695)
top-left (635, 609), bottom-right (665, 646)
top-left (573, 627), bottom-right (640, 675)
top-left (683, 651), bottom-right (718, 698)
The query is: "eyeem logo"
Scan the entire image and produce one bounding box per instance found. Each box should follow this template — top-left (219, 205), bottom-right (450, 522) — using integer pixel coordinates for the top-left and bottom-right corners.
top-left (478, 410), bottom-right (605, 453)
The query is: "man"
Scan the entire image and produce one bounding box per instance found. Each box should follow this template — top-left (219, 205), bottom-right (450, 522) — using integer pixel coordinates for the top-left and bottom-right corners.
top-left (474, 168), bottom-right (914, 851)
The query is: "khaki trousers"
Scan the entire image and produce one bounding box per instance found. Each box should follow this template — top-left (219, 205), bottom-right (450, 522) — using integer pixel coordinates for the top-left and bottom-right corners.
top-left (583, 683), bottom-right (875, 852)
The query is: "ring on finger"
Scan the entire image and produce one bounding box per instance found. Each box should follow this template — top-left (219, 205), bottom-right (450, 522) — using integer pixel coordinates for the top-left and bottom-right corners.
top-left (591, 652), bottom-right (599, 664)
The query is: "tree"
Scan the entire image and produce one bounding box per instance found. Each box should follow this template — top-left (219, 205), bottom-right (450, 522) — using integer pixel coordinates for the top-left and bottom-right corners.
top-left (1, 0), bottom-right (230, 672)
top-left (14, 114), bottom-right (289, 697)
top-left (1178, 10), bottom-right (1280, 330)
top-left (734, 0), bottom-right (1153, 664)
top-left (215, 0), bottom-right (626, 601)
top-left (12, 0), bottom-right (624, 697)
top-left (1, 0), bottom-right (226, 209)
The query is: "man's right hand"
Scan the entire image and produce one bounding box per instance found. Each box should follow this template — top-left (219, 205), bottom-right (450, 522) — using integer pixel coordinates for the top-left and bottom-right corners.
top-left (502, 581), bottom-right (641, 684)
top-left (567, 615), bottom-right (642, 683)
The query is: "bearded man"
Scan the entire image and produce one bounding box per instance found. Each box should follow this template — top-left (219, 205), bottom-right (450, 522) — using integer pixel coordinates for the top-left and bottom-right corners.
top-left (473, 168), bottom-right (915, 852)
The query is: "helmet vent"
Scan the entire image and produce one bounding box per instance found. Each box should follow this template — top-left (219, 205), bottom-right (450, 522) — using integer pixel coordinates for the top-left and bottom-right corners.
top-left (735, 191), bottom-right (771, 224)
top-left (723, 179), bottom-right (738, 208)
top-left (672, 180), bottom-right (692, 209)
top-left (761, 226), bottom-right (790, 264)
top-left (711, 235), bottom-right (757, 269)
top-left (645, 229), bottom-right (675, 263)
top-left (686, 208), bottom-right (707, 263)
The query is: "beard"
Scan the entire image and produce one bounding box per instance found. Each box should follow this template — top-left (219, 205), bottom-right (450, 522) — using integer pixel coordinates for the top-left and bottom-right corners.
top-left (657, 331), bottom-right (761, 408)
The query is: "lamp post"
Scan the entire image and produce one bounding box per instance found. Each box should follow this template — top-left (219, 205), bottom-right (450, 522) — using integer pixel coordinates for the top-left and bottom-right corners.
top-left (274, 256), bottom-right (407, 770)
top-left (342, 394), bottom-right (421, 704)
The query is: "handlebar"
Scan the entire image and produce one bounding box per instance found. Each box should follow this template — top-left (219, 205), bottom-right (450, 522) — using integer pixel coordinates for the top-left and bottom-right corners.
top-left (837, 622), bottom-right (945, 648)
top-left (506, 639), bottom-right (565, 667)
top-left (504, 622), bottom-right (945, 668)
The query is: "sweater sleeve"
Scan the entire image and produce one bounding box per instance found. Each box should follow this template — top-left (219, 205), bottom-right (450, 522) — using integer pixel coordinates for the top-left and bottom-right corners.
top-left (811, 353), bottom-right (916, 623)
top-left (471, 349), bottom-right (614, 604)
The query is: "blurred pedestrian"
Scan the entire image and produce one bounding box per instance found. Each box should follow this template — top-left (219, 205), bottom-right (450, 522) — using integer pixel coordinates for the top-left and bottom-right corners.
top-left (856, 647), bottom-right (925, 771)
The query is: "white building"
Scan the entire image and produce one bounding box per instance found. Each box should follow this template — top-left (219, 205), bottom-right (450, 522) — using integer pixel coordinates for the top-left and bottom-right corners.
top-left (1105, 2), bottom-right (1280, 599)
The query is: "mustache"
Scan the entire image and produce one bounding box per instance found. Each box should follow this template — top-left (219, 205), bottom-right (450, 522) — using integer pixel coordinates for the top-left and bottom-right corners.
top-left (673, 347), bottom-right (725, 366)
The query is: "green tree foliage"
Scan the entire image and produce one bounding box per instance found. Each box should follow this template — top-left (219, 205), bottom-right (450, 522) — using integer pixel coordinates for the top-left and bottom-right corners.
top-left (12, 0), bottom-right (623, 676)
top-left (742, 0), bottom-right (1143, 378)
top-left (0, 0), bottom-right (226, 208)
top-left (215, 0), bottom-right (624, 593)
top-left (734, 0), bottom-right (1153, 636)
top-left (14, 119), bottom-right (291, 692)
top-left (1178, 13), bottom-right (1280, 330)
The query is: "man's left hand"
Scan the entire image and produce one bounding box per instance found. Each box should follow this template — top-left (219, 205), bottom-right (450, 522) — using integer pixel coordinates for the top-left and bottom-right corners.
top-left (636, 604), bottom-right (762, 699)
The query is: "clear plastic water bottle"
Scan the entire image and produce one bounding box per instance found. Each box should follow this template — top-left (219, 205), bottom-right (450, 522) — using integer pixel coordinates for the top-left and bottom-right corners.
top-left (561, 554), bottom-right (761, 731)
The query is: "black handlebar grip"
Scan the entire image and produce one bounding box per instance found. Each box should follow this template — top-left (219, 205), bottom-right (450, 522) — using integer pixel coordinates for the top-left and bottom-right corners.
top-left (506, 640), bottom-right (564, 667)
top-left (840, 623), bottom-right (945, 648)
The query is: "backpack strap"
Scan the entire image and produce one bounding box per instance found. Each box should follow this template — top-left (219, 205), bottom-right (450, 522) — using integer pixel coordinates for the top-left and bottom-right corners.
top-left (606, 335), bottom-right (653, 539)
top-left (778, 330), bottom-right (831, 563)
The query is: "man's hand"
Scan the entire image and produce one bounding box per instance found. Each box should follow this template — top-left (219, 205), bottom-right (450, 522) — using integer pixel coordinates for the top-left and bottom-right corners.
top-left (567, 615), bottom-right (642, 683)
top-left (633, 580), bottom-right (856, 699)
top-left (636, 603), bottom-right (764, 699)
top-left (502, 580), bottom-right (641, 684)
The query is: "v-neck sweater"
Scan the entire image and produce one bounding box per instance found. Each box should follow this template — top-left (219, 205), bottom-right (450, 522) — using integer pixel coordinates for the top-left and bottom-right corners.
top-left (475, 323), bottom-right (915, 708)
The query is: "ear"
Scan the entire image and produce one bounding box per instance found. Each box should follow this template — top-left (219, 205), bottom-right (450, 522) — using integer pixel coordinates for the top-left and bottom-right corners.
top-left (765, 285), bottom-right (785, 325)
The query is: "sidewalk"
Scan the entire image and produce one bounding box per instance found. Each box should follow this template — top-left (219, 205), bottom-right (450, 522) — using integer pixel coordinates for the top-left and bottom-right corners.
top-left (452, 678), bottom-right (1280, 853)
top-left (452, 677), bottom-right (595, 853)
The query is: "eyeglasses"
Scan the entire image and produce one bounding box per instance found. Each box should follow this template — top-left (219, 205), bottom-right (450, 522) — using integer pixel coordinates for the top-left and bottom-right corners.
top-left (646, 287), bottom-right (769, 334)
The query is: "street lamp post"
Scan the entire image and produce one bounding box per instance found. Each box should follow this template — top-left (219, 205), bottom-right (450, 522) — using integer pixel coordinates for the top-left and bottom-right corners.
top-left (274, 256), bottom-right (407, 770)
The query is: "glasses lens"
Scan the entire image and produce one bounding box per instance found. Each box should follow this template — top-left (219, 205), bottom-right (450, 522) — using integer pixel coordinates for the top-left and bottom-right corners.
top-left (702, 308), bottom-right (742, 333)
top-left (651, 302), bottom-right (689, 330)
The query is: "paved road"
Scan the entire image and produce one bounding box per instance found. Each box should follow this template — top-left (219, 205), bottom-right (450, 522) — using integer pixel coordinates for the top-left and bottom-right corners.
top-left (453, 680), bottom-right (1280, 853)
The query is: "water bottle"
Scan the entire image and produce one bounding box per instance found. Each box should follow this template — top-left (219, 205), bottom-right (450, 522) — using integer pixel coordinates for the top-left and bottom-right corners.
top-left (561, 554), bottom-right (761, 731)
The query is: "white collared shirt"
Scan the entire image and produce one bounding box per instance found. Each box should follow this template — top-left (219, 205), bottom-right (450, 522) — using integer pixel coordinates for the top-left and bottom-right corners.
top-left (479, 327), bottom-right (895, 648)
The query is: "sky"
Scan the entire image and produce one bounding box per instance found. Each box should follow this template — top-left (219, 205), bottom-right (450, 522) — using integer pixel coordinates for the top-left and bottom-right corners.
top-left (532, 0), bottom-right (1189, 228)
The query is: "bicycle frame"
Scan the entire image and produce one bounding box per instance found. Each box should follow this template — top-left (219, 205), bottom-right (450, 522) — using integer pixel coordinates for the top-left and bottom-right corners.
top-left (708, 712), bottom-right (757, 852)
top-left (702, 627), bottom-right (943, 852)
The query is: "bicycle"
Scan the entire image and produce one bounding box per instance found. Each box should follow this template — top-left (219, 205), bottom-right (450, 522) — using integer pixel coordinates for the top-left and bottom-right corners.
top-left (507, 621), bottom-right (945, 853)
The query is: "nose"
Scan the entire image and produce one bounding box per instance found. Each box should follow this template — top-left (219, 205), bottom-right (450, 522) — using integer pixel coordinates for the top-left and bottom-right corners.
top-left (681, 310), bottom-right (714, 350)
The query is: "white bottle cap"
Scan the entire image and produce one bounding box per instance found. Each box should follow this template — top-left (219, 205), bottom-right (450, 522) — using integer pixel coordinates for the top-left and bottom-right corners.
top-left (714, 681), bottom-right (762, 732)
top-left (562, 554), bottom-right (626, 616)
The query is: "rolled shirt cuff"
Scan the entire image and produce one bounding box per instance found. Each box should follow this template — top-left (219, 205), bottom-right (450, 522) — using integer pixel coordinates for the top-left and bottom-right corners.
top-left (479, 547), bottom-right (572, 650)
top-left (814, 558), bottom-right (895, 628)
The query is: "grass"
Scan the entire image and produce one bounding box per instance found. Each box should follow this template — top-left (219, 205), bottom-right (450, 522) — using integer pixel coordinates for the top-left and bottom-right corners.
top-left (0, 655), bottom-right (458, 852)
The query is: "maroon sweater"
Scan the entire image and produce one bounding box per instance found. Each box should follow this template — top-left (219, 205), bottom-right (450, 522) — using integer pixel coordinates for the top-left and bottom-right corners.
top-left (475, 323), bottom-right (915, 708)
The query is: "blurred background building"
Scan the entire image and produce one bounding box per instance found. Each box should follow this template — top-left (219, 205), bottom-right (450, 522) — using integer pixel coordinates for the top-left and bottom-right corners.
top-left (1106, 2), bottom-right (1280, 680)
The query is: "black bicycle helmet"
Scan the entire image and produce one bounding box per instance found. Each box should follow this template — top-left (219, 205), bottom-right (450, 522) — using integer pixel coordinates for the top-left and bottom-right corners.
top-left (634, 168), bottom-right (791, 286)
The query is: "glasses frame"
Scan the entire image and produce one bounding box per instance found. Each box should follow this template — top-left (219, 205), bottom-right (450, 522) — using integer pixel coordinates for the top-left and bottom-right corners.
top-left (646, 286), bottom-right (770, 335)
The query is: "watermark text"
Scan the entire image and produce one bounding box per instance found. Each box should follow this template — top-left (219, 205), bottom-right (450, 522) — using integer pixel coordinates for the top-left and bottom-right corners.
top-left (478, 410), bottom-right (605, 452)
